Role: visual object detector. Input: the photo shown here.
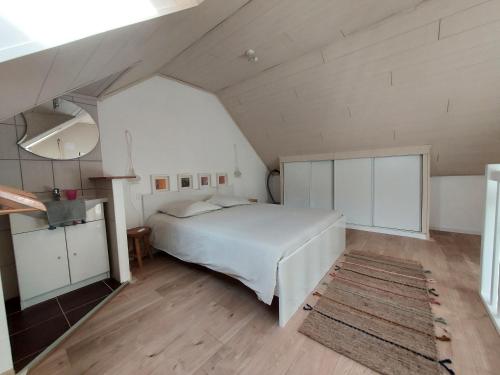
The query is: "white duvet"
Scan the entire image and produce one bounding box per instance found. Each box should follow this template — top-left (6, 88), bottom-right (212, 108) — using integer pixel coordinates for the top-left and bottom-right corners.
top-left (147, 203), bottom-right (342, 304)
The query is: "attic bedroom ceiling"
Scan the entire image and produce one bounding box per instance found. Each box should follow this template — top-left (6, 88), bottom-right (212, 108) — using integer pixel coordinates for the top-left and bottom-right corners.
top-left (1, 0), bottom-right (500, 176)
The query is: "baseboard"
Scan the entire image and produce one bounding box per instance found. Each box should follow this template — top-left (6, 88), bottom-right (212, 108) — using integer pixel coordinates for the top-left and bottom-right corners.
top-left (346, 224), bottom-right (428, 240)
top-left (480, 295), bottom-right (500, 335)
top-left (429, 226), bottom-right (481, 235)
top-left (0, 369), bottom-right (15, 375)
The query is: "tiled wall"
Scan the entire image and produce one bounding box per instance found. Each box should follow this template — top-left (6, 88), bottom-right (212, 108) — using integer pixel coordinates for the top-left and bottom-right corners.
top-left (0, 95), bottom-right (103, 300)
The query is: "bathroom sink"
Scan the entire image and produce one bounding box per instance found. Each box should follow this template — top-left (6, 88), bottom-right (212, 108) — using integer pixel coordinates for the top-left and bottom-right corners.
top-left (23, 198), bottom-right (108, 218)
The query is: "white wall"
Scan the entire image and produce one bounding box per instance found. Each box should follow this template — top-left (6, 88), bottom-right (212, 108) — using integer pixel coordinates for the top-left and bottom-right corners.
top-left (98, 76), bottom-right (269, 227)
top-left (430, 176), bottom-right (485, 235)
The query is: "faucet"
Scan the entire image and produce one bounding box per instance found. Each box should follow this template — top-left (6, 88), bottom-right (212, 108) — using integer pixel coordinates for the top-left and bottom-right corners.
top-left (52, 187), bottom-right (61, 201)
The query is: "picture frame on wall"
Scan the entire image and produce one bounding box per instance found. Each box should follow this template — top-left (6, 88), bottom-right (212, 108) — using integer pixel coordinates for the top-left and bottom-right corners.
top-left (151, 175), bottom-right (170, 193)
top-left (198, 173), bottom-right (211, 189)
top-left (216, 173), bottom-right (228, 187)
top-left (177, 174), bottom-right (193, 190)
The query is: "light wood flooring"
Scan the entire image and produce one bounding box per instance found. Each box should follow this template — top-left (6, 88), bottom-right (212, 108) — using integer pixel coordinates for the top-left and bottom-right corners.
top-left (30, 229), bottom-right (500, 375)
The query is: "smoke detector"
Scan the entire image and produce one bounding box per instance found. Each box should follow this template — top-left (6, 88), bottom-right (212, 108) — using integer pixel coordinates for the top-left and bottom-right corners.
top-left (245, 49), bottom-right (258, 63)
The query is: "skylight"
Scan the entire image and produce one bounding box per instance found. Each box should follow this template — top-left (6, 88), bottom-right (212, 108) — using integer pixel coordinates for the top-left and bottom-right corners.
top-left (0, 0), bottom-right (203, 63)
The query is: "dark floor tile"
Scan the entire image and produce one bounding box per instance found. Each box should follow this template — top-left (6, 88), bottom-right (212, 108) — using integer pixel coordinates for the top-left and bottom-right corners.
top-left (5, 297), bottom-right (21, 316)
top-left (13, 350), bottom-right (42, 373)
top-left (10, 315), bottom-right (69, 362)
top-left (66, 296), bottom-right (105, 326)
top-left (58, 281), bottom-right (111, 312)
top-left (103, 278), bottom-right (122, 290)
top-left (8, 298), bottom-right (63, 335)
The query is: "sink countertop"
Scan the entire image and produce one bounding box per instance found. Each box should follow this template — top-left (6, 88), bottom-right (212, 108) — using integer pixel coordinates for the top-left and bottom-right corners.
top-left (24, 198), bottom-right (108, 218)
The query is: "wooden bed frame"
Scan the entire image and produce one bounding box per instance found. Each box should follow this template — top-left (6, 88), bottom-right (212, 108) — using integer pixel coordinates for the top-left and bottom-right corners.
top-left (142, 187), bottom-right (345, 327)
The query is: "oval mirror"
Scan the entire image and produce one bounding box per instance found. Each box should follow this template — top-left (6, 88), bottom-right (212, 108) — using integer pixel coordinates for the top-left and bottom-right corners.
top-left (17, 98), bottom-right (99, 160)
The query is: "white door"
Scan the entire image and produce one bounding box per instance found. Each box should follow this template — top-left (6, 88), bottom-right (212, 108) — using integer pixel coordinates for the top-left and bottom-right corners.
top-left (334, 158), bottom-right (373, 226)
top-left (310, 161), bottom-right (333, 209)
top-left (65, 220), bottom-right (109, 284)
top-left (373, 155), bottom-right (422, 231)
top-left (12, 228), bottom-right (70, 300)
top-left (283, 162), bottom-right (311, 208)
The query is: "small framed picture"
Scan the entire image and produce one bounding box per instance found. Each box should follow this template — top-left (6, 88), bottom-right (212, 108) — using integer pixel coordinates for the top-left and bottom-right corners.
top-left (177, 174), bottom-right (193, 190)
top-left (216, 173), bottom-right (228, 187)
top-left (198, 173), bottom-right (211, 189)
top-left (151, 175), bottom-right (170, 193)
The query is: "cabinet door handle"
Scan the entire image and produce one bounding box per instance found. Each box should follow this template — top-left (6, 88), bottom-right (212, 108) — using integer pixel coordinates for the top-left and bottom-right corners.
top-left (57, 256), bottom-right (61, 260)
top-left (73, 252), bottom-right (77, 256)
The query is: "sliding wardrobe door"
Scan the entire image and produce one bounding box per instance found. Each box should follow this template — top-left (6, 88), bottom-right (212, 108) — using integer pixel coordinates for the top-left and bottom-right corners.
top-left (283, 162), bottom-right (310, 208)
top-left (310, 161), bottom-right (333, 209)
top-left (334, 158), bottom-right (373, 226)
top-left (373, 155), bottom-right (422, 231)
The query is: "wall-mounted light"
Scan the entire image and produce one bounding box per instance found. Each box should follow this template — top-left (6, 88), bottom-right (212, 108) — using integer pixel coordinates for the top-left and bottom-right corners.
top-left (245, 49), bottom-right (259, 63)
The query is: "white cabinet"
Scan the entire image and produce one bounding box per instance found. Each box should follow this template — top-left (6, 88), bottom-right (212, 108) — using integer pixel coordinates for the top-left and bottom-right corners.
top-left (12, 228), bottom-right (70, 300)
top-left (10, 202), bottom-right (110, 308)
top-left (373, 155), bottom-right (421, 231)
top-left (283, 162), bottom-right (310, 208)
top-left (65, 220), bottom-right (109, 284)
top-left (334, 158), bottom-right (373, 226)
top-left (283, 161), bottom-right (333, 209)
top-left (281, 148), bottom-right (428, 238)
top-left (310, 161), bottom-right (333, 209)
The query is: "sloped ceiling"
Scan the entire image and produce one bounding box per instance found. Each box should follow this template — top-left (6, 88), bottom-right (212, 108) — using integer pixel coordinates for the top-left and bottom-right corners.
top-left (0, 0), bottom-right (249, 121)
top-left (1, 0), bottom-right (500, 176)
top-left (160, 0), bottom-right (500, 176)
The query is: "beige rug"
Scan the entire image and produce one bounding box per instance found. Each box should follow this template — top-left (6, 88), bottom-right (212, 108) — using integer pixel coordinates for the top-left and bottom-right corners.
top-left (299, 250), bottom-right (453, 375)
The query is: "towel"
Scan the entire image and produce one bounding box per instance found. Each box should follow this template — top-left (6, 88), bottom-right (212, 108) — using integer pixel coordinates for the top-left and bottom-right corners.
top-left (45, 199), bottom-right (86, 228)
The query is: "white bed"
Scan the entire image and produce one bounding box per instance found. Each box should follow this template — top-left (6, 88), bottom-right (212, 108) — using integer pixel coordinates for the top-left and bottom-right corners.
top-left (142, 189), bottom-right (345, 326)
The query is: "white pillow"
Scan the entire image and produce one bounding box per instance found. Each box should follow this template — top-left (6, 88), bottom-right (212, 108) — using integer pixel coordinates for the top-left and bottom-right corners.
top-left (206, 194), bottom-right (251, 208)
top-left (159, 200), bottom-right (221, 218)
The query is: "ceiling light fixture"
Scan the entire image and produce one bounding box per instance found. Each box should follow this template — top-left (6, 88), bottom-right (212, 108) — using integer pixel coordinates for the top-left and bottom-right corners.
top-left (245, 49), bottom-right (258, 63)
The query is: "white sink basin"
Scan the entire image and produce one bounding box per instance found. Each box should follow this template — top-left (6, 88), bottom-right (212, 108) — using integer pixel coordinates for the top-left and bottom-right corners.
top-left (26, 198), bottom-right (108, 218)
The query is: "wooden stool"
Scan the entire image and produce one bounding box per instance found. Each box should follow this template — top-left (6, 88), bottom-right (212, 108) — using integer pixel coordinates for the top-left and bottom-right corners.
top-left (127, 226), bottom-right (153, 269)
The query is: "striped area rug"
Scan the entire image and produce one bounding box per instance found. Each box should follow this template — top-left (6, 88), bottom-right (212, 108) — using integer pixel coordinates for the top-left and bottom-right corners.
top-left (299, 250), bottom-right (452, 375)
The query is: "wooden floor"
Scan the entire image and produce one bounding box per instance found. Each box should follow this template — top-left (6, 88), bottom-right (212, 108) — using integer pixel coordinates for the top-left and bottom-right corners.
top-left (30, 230), bottom-right (500, 375)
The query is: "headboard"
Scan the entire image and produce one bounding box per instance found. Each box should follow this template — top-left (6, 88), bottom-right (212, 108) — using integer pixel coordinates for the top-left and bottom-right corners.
top-left (142, 185), bottom-right (234, 221)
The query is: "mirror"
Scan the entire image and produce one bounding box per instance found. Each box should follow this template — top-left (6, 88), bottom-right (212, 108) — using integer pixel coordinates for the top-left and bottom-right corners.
top-left (18, 98), bottom-right (99, 160)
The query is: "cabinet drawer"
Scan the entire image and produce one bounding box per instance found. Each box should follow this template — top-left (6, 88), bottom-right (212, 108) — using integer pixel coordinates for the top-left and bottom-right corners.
top-left (12, 228), bottom-right (70, 300)
top-left (65, 220), bottom-right (109, 284)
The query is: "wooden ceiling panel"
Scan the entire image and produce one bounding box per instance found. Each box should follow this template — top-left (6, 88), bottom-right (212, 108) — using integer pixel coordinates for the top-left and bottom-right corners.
top-left (0, 49), bottom-right (57, 121)
top-left (215, 0), bottom-right (500, 175)
top-left (161, 0), bottom-right (421, 91)
top-left (36, 35), bottom-right (103, 104)
top-left (101, 0), bottom-right (250, 96)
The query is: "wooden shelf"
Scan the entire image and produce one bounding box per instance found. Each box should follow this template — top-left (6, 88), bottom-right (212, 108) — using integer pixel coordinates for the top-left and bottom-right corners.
top-left (0, 185), bottom-right (46, 215)
top-left (88, 176), bottom-right (136, 181)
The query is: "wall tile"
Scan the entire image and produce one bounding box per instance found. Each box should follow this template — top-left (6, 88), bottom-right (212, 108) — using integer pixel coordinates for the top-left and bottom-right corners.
top-left (80, 161), bottom-right (103, 188)
top-left (82, 189), bottom-right (97, 198)
top-left (0, 125), bottom-right (19, 159)
top-left (53, 161), bottom-right (81, 190)
top-left (14, 123), bottom-right (25, 140)
top-left (0, 117), bottom-right (15, 125)
top-left (0, 231), bottom-right (14, 267)
top-left (20, 160), bottom-right (54, 192)
top-left (14, 114), bottom-right (25, 126)
top-left (79, 142), bottom-right (102, 161)
top-left (0, 160), bottom-right (22, 189)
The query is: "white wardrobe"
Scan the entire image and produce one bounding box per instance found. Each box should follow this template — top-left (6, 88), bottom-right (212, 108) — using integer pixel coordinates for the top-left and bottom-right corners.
top-left (283, 161), bottom-right (333, 209)
top-left (281, 147), bottom-right (430, 239)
